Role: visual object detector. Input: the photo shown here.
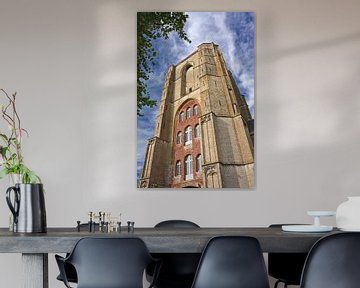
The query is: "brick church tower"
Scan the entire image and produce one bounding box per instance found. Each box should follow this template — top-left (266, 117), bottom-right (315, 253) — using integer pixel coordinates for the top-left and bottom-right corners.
top-left (140, 43), bottom-right (254, 188)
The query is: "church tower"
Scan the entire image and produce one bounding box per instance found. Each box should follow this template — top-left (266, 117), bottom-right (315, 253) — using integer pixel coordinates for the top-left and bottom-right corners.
top-left (140, 43), bottom-right (254, 188)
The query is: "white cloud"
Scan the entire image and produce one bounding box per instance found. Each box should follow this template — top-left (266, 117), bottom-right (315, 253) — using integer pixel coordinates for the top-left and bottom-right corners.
top-left (239, 72), bottom-right (254, 110)
top-left (185, 12), bottom-right (254, 114)
top-left (186, 12), bottom-right (239, 74)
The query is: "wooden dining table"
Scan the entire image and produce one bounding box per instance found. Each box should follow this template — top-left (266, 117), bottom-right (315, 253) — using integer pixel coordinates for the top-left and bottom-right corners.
top-left (0, 226), bottom-right (339, 288)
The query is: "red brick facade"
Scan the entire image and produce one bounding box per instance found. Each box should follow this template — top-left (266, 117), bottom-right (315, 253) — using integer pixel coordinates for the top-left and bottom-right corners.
top-left (171, 99), bottom-right (203, 188)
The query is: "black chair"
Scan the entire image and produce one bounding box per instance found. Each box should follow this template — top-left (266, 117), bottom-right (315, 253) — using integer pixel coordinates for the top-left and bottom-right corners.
top-left (191, 236), bottom-right (270, 288)
top-left (147, 220), bottom-right (201, 288)
top-left (300, 232), bottom-right (360, 288)
top-left (55, 237), bottom-right (160, 288)
top-left (56, 223), bottom-right (99, 284)
top-left (56, 262), bottom-right (77, 284)
top-left (268, 224), bottom-right (308, 288)
top-left (154, 220), bottom-right (200, 229)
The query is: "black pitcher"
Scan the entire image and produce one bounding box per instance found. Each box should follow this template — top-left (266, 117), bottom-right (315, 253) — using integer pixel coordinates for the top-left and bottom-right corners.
top-left (6, 183), bottom-right (47, 233)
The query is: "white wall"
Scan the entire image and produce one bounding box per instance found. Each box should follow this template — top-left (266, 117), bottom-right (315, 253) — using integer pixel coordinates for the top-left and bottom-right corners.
top-left (1, 0), bottom-right (360, 287)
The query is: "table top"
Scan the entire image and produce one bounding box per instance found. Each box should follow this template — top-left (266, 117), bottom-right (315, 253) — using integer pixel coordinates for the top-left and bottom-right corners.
top-left (0, 227), bottom-right (340, 254)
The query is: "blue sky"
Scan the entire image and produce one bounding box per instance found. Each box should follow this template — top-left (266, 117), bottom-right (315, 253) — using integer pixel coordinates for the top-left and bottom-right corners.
top-left (137, 12), bottom-right (254, 180)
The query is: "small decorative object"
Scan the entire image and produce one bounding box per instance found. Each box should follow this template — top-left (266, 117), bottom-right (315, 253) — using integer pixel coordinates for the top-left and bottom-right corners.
top-left (127, 221), bottom-right (135, 233)
top-left (0, 89), bottom-right (46, 233)
top-left (85, 211), bottom-right (121, 233)
top-left (77, 221), bottom-right (81, 232)
top-left (282, 211), bottom-right (335, 232)
top-left (336, 197), bottom-right (360, 231)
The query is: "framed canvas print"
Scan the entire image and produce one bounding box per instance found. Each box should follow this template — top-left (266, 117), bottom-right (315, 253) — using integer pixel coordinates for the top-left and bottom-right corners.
top-left (137, 12), bottom-right (254, 189)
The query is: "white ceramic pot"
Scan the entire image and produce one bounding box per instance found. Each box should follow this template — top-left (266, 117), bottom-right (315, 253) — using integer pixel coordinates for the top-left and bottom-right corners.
top-left (336, 197), bottom-right (360, 231)
top-left (9, 173), bottom-right (22, 185)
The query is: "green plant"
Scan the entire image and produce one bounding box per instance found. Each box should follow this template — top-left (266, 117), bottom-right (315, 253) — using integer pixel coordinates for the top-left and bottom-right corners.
top-left (137, 12), bottom-right (191, 115)
top-left (0, 88), bottom-right (41, 183)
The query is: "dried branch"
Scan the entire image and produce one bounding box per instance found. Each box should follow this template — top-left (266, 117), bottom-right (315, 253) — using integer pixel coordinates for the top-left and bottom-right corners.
top-left (0, 88), bottom-right (40, 183)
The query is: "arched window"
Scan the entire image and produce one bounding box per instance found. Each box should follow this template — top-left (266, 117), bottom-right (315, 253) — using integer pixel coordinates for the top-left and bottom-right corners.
top-left (233, 104), bottom-right (238, 114)
top-left (176, 132), bottom-right (182, 144)
top-left (193, 105), bottom-right (199, 116)
top-left (185, 65), bottom-right (194, 94)
top-left (185, 155), bottom-right (193, 180)
top-left (186, 107), bottom-right (192, 118)
top-left (194, 124), bottom-right (200, 138)
top-left (179, 111), bottom-right (185, 122)
top-left (175, 161), bottom-right (181, 177)
top-left (184, 126), bottom-right (192, 145)
top-left (196, 154), bottom-right (202, 172)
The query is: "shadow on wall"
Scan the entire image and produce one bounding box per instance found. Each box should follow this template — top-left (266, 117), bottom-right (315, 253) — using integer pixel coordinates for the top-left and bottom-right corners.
top-left (258, 12), bottom-right (360, 210)
top-left (262, 31), bottom-right (360, 63)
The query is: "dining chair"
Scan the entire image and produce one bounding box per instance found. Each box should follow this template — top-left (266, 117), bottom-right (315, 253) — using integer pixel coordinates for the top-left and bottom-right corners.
top-left (146, 220), bottom-right (201, 288)
top-left (268, 224), bottom-right (308, 288)
top-left (300, 232), bottom-right (360, 288)
top-left (55, 237), bottom-right (160, 288)
top-left (56, 223), bottom-right (99, 284)
top-left (191, 236), bottom-right (270, 288)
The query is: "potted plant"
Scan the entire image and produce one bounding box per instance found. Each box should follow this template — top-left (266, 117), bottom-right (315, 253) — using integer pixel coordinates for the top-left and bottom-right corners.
top-left (0, 88), bottom-right (46, 233)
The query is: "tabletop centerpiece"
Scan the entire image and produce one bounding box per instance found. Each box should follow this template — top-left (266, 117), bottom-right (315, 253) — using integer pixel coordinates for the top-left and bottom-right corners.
top-left (0, 88), bottom-right (46, 233)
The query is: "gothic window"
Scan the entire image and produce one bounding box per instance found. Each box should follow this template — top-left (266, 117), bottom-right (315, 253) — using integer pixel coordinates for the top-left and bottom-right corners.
top-left (186, 107), bottom-right (192, 118)
top-left (194, 124), bottom-right (200, 138)
top-left (175, 161), bottom-right (181, 177)
top-left (194, 105), bottom-right (198, 116)
top-left (196, 154), bottom-right (202, 172)
top-left (233, 104), bottom-right (239, 114)
top-left (176, 132), bottom-right (182, 144)
top-left (185, 65), bottom-right (194, 94)
top-left (185, 155), bottom-right (193, 180)
top-left (180, 111), bottom-right (185, 122)
top-left (184, 126), bottom-right (192, 145)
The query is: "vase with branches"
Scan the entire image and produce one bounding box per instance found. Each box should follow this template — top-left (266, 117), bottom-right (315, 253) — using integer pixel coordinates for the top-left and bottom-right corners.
top-left (0, 88), bottom-right (40, 184)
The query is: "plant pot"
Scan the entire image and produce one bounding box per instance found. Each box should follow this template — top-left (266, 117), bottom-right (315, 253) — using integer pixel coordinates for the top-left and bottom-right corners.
top-left (336, 196), bottom-right (360, 231)
top-left (7, 174), bottom-right (22, 231)
top-left (9, 173), bottom-right (22, 185)
top-left (6, 183), bottom-right (47, 233)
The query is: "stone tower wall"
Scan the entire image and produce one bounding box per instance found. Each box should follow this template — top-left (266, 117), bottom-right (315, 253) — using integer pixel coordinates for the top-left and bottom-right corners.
top-left (140, 42), bottom-right (254, 188)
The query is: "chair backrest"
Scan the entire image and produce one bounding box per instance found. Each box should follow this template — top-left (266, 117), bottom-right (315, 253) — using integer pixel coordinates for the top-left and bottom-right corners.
top-left (268, 224), bottom-right (308, 285)
top-left (191, 236), bottom-right (270, 288)
top-left (300, 232), bottom-right (360, 288)
top-left (150, 220), bottom-right (201, 287)
top-left (66, 237), bottom-right (154, 288)
top-left (155, 219), bottom-right (200, 228)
